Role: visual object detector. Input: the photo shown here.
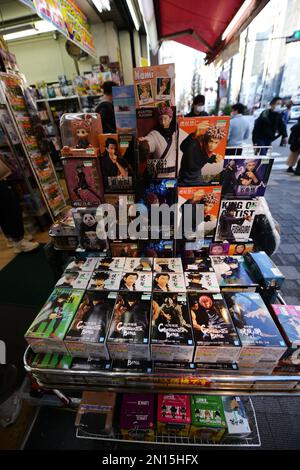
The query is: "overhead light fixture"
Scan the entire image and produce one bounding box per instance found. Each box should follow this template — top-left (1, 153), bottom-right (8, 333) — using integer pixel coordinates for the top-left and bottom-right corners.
top-left (91, 0), bottom-right (111, 13)
top-left (126, 0), bottom-right (140, 31)
top-left (3, 20), bottom-right (56, 41)
top-left (221, 0), bottom-right (253, 41)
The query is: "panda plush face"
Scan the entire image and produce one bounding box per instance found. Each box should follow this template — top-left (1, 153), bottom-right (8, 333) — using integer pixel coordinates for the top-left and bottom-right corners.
top-left (82, 213), bottom-right (96, 227)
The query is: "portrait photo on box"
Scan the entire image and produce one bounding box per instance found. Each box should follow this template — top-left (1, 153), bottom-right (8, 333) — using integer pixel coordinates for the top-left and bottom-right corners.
top-left (99, 133), bottom-right (134, 191)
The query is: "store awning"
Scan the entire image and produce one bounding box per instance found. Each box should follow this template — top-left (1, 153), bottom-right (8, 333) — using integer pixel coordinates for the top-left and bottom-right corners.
top-left (155, 0), bottom-right (269, 63)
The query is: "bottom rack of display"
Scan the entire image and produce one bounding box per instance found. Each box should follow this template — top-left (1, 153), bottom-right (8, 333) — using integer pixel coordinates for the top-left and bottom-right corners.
top-left (24, 348), bottom-right (300, 395)
top-left (76, 397), bottom-right (261, 447)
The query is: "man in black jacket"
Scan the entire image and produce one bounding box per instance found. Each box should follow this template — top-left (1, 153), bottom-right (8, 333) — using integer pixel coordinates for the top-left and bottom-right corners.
top-left (252, 97), bottom-right (287, 155)
top-left (95, 81), bottom-right (117, 133)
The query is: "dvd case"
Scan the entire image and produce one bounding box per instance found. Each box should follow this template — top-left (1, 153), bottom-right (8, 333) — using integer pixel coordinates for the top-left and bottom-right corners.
top-left (106, 291), bottom-right (151, 360)
top-left (151, 292), bottom-right (195, 362)
top-left (87, 271), bottom-right (122, 291)
top-left (55, 271), bottom-right (92, 290)
top-left (215, 199), bottom-right (257, 242)
top-left (25, 288), bottom-right (84, 353)
top-left (64, 291), bottom-right (117, 359)
top-left (222, 157), bottom-right (273, 197)
top-left (184, 272), bottom-right (220, 293)
top-left (153, 272), bottom-right (186, 292)
top-left (225, 292), bottom-right (287, 366)
top-left (177, 116), bottom-right (230, 185)
top-left (188, 292), bottom-right (241, 363)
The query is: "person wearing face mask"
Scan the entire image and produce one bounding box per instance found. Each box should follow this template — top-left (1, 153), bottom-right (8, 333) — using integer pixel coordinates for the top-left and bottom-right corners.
top-left (252, 97), bottom-right (288, 156)
top-left (226, 103), bottom-right (250, 156)
top-left (185, 94), bottom-right (208, 117)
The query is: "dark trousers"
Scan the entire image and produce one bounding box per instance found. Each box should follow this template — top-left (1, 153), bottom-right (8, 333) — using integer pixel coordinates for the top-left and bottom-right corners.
top-left (0, 181), bottom-right (24, 241)
top-left (253, 138), bottom-right (272, 156)
top-left (226, 148), bottom-right (243, 156)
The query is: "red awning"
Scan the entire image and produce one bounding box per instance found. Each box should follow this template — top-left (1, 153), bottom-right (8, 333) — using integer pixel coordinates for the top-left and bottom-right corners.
top-left (155, 0), bottom-right (269, 63)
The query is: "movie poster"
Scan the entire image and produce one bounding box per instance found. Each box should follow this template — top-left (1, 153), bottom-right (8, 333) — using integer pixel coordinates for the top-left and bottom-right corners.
top-left (222, 157), bottom-right (273, 197)
top-left (133, 64), bottom-right (175, 108)
top-left (215, 199), bottom-right (257, 242)
top-left (137, 107), bottom-right (177, 178)
top-left (99, 133), bottom-right (134, 191)
top-left (177, 116), bottom-right (230, 185)
top-left (177, 186), bottom-right (222, 238)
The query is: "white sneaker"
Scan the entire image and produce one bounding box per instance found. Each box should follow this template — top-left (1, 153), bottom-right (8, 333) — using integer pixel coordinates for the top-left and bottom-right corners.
top-left (13, 239), bottom-right (39, 253)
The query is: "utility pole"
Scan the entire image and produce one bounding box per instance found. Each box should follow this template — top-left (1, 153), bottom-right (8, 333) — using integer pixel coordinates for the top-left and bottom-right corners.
top-left (238, 28), bottom-right (249, 102)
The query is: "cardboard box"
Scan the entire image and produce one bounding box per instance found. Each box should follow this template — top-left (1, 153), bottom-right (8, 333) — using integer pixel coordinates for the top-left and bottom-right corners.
top-left (157, 394), bottom-right (191, 437)
top-left (184, 272), bottom-right (220, 293)
top-left (87, 271), bottom-right (122, 291)
top-left (221, 396), bottom-right (251, 438)
top-left (75, 392), bottom-right (116, 436)
top-left (211, 255), bottom-right (257, 291)
top-left (190, 395), bottom-right (226, 442)
top-left (120, 394), bottom-right (155, 441)
top-left (244, 251), bottom-right (285, 290)
top-left (271, 304), bottom-right (300, 373)
top-left (55, 271), bottom-right (92, 290)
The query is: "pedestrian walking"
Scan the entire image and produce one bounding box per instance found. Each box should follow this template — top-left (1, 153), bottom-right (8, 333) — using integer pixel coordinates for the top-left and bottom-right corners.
top-left (252, 97), bottom-right (287, 155)
top-left (226, 103), bottom-right (250, 155)
top-left (185, 94), bottom-right (208, 117)
top-left (286, 117), bottom-right (300, 175)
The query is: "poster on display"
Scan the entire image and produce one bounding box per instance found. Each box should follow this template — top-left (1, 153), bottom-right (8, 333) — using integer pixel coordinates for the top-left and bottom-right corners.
top-left (112, 86), bottom-right (136, 134)
top-left (34, 0), bottom-right (66, 34)
top-left (133, 64), bottom-right (175, 108)
top-left (177, 116), bottom-right (230, 185)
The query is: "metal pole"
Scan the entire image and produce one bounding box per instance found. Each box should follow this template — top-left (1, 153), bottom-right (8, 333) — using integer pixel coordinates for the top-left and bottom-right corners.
top-left (238, 28), bottom-right (249, 102)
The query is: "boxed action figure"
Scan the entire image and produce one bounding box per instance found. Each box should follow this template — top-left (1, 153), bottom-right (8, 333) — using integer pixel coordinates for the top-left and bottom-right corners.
top-left (225, 292), bottom-right (287, 367)
top-left (133, 63), bottom-right (175, 108)
top-left (120, 394), bottom-right (155, 441)
top-left (244, 251), bottom-right (285, 290)
top-left (106, 291), bottom-right (151, 360)
top-left (215, 199), bottom-right (257, 242)
top-left (184, 272), bottom-right (220, 293)
top-left (55, 271), bottom-right (92, 290)
top-left (139, 240), bottom-right (175, 258)
top-left (60, 113), bottom-right (102, 156)
top-left (182, 256), bottom-right (213, 273)
top-left (221, 396), bottom-right (251, 439)
top-left (271, 304), bottom-right (300, 373)
top-left (153, 258), bottom-right (183, 273)
top-left (95, 257), bottom-right (125, 272)
top-left (110, 241), bottom-right (140, 257)
top-left (31, 353), bottom-right (73, 370)
top-left (99, 133), bottom-right (134, 191)
top-left (119, 272), bottom-right (153, 292)
top-left (188, 292), bottom-right (241, 363)
top-left (151, 292), bottom-right (194, 362)
top-left (209, 242), bottom-right (254, 256)
top-left (211, 255), bottom-right (257, 290)
top-left (25, 288), bottom-right (84, 354)
top-left (64, 291), bottom-right (117, 359)
top-left (157, 394), bottom-right (191, 437)
top-left (75, 391), bottom-right (116, 436)
top-left (153, 272), bottom-right (186, 293)
top-left (190, 395), bottom-right (226, 442)
top-left (62, 157), bottom-right (103, 207)
top-left (65, 256), bottom-right (98, 272)
top-left (72, 208), bottom-right (109, 252)
top-left (154, 361), bottom-right (196, 374)
top-left (87, 271), bottom-right (122, 291)
top-left (194, 362), bottom-right (239, 375)
top-left (124, 257), bottom-right (153, 272)
top-left (222, 157), bottom-right (273, 198)
top-left (112, 359), bottom-right (153, 374)
top-left (71, 357), bottom-right (112, 371)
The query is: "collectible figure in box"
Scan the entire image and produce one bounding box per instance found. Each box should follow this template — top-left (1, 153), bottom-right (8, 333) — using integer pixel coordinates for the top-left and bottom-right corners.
top-left (112, 85), bottom-right (137, 133)
top-left (183, 239), bottom-right (212, 258)
top-left (112, 359), bottom-right (153, 374)
top-left (151, 292), bottom-right (194, 362)
top-left (62, 157), bottom-right (103, 207)
top-left (95, 257), bottom-right (125, 272)
top-left (133, 63), bottom-right (175, 108)
top-left (221, 396), bottom-right (251, 439)
top-left (139, 240), bottom-right (174, 257)
top-left (124, 257), bottom-right (153, 272)
top-left (153, 258), bottom-right (183, 273)
top-left (55, 271), bottom-right (92, 290)
top-left (209, 242), bottom-right (230, 256)
top-left (60, 113), bottom-right (102, 156)
top-left (225, 292), bottom-right (287, 366)
top-left (87, 271), bottom-right (122, 291)
top-left (136, 178), bottom-right (177, 219)
top-left (271, 304), bottom-right (300, 373)
top-left (153, 272), bottom-right (186, 292)
top-left (227, 242), bottom-right (254, 256)
top-left (244, 251), bottom-right (285, 290)
top-left (177, 116), bottom-right (230, 185)
top-left (75, 392), bottom-right (116, 436)
top-left (99, 133), bottom-right (134, 191)
top-left (215, 199), bottom-right (257, 242)
top-left (211, 255), bottom-right (256, 290)
top-left (104, 193), bottom-right (135, 237)
top-left (182, 257), bottom-right (213, 272)
top-left (25, 288), bottom-right (84, 354)
top-left (194, 362), bottom-right (239, 375)
top-left (157, 394), bottom-right (191, 436)
top-left (189, 292), bottom-right (241, 363)
top-left (71, 357), bottom-right (111, 371)
top-left (190, 395), bottom-right (226, 442)
top-left (120, 394), bottom-right (155, 441)
top-left (65, 256), bottom-right (98, 273)
top-left (110, 241), bottom-right (140, 257)
top-left (106, 292), bottom-right (151, 360)
top-left (222, 157), bottom-right (273, 197)
top-left (184, 272), bottom-right (220, 293)
top-left (119, 272), bottom-right (153, 292)
top-left (177, 186), bottom-right (222, 238)
top-left (72, 208), bottom-right (108, 252)
top-left (154, 361), bottom-right (196, 373)
top-left (64, 291), bottom-right (117, 359)
top-left (49, 209), bottom-right (76, 237)
top-left (31, 353), bottom-right (73, 370)
top-left (137, 106), bottom-right (177, 178)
